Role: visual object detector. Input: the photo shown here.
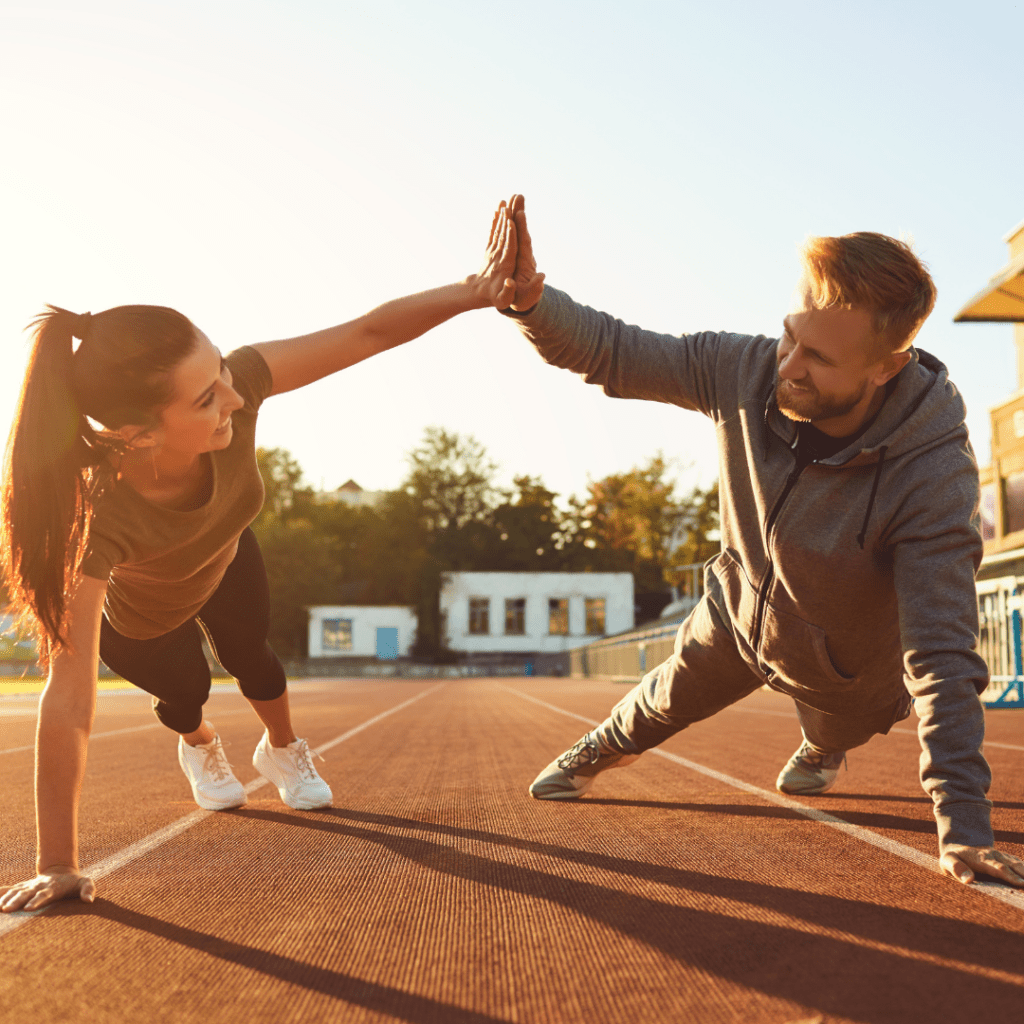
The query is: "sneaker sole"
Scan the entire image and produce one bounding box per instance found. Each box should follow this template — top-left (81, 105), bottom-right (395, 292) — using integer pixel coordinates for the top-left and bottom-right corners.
top-left (272, 788), bottom-right (332, 811)
top-left (530, 787), bottom-right (587, 801)
top-left (776, 773), bottom-right (838, 796)
top-left (253, 751), bottom-right (332, 810)
top-left (192, 792), bottom-right (248, 811)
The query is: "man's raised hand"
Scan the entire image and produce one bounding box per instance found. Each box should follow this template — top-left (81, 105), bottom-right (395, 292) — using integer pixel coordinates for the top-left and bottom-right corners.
top-left (507, 194), bottom-right (545, 311)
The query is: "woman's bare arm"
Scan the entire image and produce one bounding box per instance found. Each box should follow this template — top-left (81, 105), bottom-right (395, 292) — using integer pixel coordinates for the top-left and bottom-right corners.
top-left (0, 575), bottom-right (107, 912)
top-left (252, 200), bottom-right (518, 396)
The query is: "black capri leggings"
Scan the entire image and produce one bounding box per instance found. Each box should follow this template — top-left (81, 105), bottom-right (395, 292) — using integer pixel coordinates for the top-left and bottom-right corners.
top-left (99, 528), bottom-right (287, 734)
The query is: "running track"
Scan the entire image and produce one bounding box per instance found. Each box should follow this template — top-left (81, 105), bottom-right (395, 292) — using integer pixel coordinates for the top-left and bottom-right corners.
top-left (2, 677), bottom-right (1023, 1024)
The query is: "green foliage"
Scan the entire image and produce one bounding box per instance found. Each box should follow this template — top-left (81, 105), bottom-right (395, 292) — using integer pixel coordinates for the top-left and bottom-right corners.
top-left (251, 434), bottom-right (720, 657)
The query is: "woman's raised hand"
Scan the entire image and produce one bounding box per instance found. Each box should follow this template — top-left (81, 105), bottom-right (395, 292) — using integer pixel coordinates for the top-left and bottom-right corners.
top-left (472, 200), bottom-right (519, 309)
top-left (0, 866), bottom-right (96, 913)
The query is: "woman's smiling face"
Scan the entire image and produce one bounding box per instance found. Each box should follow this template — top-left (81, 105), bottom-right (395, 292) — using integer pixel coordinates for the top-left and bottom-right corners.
top-left (154, 330), bottom-right (245, 455)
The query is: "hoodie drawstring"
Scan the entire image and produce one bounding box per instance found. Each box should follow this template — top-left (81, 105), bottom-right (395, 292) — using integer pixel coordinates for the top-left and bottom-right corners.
top-left (856, 446), bottom-right (888, 550)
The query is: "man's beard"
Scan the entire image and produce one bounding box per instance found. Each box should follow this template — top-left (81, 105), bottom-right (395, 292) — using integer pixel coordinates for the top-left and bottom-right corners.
top-left (775, 376), bottom-right (867, 424)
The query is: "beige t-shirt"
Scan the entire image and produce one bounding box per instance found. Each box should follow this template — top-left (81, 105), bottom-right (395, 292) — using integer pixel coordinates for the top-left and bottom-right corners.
top-left (81, 345), bottom-right (272, 639)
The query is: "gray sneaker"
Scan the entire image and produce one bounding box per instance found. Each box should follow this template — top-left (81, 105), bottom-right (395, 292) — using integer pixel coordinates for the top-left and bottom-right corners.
top-left (776, 740), bottom-right (846, 795)
top-left (529, 732), bottom-right (638, 801)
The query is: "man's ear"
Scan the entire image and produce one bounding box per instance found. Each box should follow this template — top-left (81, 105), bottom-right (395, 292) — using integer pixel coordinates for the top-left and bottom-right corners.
top-left (116, 424), bottom-right (159, 449)
top-left (872, 349), bottom-right (912, 387)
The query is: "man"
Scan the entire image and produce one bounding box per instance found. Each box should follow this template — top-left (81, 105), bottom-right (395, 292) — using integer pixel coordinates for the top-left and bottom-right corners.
top-left (497, 195), bottom-right (1024, 888)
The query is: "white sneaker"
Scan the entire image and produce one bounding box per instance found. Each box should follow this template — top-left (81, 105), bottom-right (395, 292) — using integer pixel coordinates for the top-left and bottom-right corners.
top-left (252, 734), bottom-right (333, 810)
top-left (177, 734), bottom-right (247, 810)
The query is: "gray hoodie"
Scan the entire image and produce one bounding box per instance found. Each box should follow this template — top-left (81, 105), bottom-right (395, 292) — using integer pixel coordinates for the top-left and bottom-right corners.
top-left (512, 287), bottom-right (992, 853)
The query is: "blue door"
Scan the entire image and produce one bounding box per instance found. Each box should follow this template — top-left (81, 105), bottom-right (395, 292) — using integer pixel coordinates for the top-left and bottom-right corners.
top-left (376, 627), bottom-right (399, 660)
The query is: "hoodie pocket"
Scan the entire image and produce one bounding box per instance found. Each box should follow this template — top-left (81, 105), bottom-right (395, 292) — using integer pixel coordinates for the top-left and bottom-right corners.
top-left (760, 600), bottom-right (855, 687)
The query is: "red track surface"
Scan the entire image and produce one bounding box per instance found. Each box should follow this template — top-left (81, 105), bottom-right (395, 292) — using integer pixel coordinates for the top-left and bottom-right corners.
top-left (2, 677), bottom-right (1023, 1024)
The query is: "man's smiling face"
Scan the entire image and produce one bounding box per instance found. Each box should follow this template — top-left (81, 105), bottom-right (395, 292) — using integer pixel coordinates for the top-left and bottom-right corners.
top-left (775, 284), bottom-right (884, 430)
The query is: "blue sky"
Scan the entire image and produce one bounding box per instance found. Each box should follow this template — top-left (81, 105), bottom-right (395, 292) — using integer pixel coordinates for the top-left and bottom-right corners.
top-left (2, 0), bottom-right (1022, 499)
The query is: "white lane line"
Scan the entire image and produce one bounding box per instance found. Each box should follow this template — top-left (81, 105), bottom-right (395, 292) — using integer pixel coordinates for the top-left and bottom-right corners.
top-left (0, 710), bottom-right (253, 757)
top-left (726, 706), bottom-right (1024, 753)
top-left (501, 686), bottom-right (1024, 913)
top-left (0, 683), bottom-right (445, 938)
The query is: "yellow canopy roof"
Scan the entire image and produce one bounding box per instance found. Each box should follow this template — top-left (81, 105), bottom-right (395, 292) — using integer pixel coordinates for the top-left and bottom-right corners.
top-left (954, 251), bottom-right (1024, 322)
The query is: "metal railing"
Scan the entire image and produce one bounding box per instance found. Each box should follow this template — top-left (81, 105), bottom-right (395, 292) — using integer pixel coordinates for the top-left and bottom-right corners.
top-left (977, 576), bottom-right (1024, 708)
top-left (569, 580), bottom-right (1024, 709)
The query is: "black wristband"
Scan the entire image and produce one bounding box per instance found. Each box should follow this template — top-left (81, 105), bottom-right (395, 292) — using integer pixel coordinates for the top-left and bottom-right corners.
top-left (499, 302), bottom-right (538, 319)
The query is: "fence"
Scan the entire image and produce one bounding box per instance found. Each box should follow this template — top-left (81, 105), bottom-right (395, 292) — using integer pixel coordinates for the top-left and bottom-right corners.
top-left (568, 582), bottom-right (1024, 709)
top-left (977, 576), bottom-right (1024, 708)
top-left (569, 602), bottom-right (695, 682)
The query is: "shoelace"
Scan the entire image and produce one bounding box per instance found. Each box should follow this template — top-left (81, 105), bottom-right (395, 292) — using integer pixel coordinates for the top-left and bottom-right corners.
top-left (203, 741), bottom-right (234, 782)
top-left (290, 739), bottom-right (323, 782)
top-left (557, 737), bottom-right (599, 772)
top-left (796, 741), bottom-right (846, 772)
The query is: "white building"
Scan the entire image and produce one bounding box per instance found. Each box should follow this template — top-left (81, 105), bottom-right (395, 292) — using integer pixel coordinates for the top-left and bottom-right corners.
top-left (307, 605), bottom-right (416, 659)
top-left (440, 572), bottom-right (634, 654)
top-left (314, 479), bottom-right (385, 508)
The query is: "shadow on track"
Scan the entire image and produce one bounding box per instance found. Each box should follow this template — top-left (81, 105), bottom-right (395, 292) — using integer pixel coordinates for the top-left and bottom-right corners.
top-left (585, 797), bottom-right (1024, 845)
top-left (221, 806), bottom-right (1024, 1024)
top-left (48, 901), bottom-right (512, 1024)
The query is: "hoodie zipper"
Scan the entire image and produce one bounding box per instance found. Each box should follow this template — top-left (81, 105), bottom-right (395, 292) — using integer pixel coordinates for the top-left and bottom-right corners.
top-left (750, 443), bottom-right (811, 664)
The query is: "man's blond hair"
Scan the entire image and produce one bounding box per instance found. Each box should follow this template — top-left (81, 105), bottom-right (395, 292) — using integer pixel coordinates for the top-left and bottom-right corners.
top-left (800, 232), bottom-right (937, 355)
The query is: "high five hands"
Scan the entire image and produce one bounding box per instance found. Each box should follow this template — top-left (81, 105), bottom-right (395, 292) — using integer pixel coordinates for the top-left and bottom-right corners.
top-left (474, 195), bottom-right (545, 312)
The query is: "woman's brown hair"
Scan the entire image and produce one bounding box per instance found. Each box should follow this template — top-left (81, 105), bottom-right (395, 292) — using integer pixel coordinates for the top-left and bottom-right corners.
top-left (1, 304), bottom-right (197, 667)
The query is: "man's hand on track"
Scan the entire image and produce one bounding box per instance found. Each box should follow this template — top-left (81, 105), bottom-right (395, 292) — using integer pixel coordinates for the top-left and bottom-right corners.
top-left (0, 867), bottom-right (95, 912)
top-left (940, 845), bottom-right (1024, 887)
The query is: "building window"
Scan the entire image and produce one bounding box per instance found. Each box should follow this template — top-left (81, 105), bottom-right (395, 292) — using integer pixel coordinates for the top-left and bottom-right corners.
top-left (505, 598), bottom-right (526, 635)
top-left (322, 618), bottom-right (353, 653)
top-left (1005, 472), bottom-right (1024, 536)
top-left (585, 598), bottom-right (606, 635)
top-left (980, 482), bottom-right (997, 542)
top-left (469, 597), bottom-right (490, 635)
top-left (548, 598), bottom-right (569, 635)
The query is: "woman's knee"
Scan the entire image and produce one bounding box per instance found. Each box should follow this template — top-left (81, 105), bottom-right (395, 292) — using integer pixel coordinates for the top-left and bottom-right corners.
top-left (153, 697), bottom-right (204, 734)
top-left (223, 643), bottom-right (287, 702)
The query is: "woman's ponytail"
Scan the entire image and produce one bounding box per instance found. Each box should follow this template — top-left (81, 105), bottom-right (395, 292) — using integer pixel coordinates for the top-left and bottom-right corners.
top-left (1, 302), bottom-right (196, 668)
top-left (1, 307), bottom-right (99, 666)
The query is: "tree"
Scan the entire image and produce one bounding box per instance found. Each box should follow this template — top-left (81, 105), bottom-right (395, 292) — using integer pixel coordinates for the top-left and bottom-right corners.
top-left (667, 480), bottom-right (720, 593)
top-left (400, 427), bottom-right (504, 657)
top-left (558, 455), bottom-right (720, 618)
top-left (255, 447), bottom-right (313, 525)
top-left (486, 475), bottom-right (568, 571)
top-left (247, 437), bottom-right (720, 656)
top-left (404, 427), bottom-right (501, 534)
top-left (566, 454), bottom-right (683, 590)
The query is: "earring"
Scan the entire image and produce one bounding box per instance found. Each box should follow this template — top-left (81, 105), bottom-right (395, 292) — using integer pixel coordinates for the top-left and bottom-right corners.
top-left (149, 447), bottom-right (159, 482)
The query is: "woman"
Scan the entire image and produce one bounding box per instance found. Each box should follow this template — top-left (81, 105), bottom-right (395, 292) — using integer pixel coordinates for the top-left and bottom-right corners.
top-left (0, 200), bottom-right (521, 912)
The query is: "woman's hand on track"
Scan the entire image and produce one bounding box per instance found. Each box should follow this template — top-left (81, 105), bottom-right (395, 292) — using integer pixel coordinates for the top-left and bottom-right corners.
top-left (940, 845), bottom-right (1024, 887)
top-left (0, 867), bottom-right (96, 912)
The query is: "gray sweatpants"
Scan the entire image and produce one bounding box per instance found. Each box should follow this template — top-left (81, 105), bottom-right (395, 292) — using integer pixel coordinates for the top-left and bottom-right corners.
top-left (595, 594), bottom-right (912, 757)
